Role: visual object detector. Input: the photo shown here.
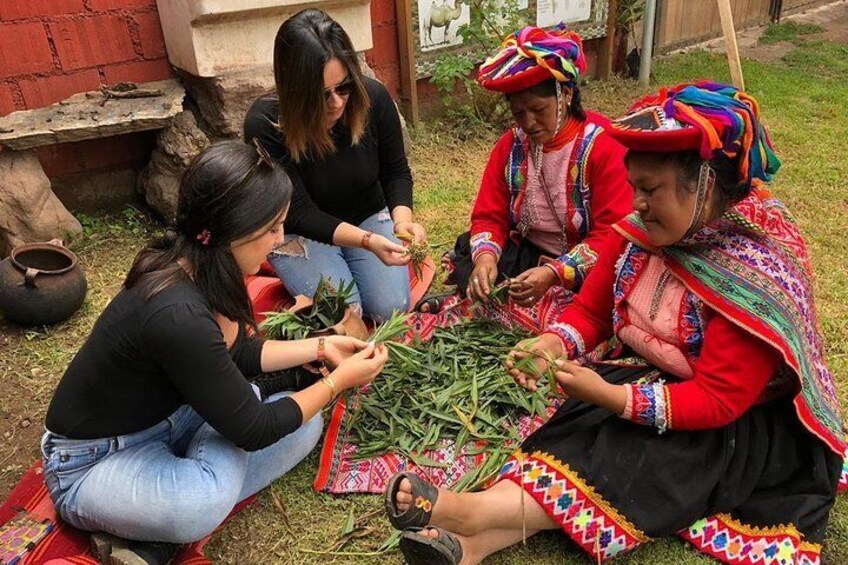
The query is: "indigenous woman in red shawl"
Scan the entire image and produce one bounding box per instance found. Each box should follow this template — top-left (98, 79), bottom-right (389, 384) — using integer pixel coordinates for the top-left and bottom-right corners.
top-left (384, 82), bottom-right (845, 564)
top-left (440, 24), bottom-right (631, 314)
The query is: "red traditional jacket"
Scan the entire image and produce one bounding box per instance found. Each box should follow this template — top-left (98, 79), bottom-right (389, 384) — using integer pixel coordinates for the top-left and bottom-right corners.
top-left (548, 231), bottom-right (781, 430)
top-left (545, 188), bottom-right (844, 455)
top-left (469, 112), bottom-right (632, 290)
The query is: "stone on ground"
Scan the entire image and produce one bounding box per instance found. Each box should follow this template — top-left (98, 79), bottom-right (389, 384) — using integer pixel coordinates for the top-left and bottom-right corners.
top-left (0, 150), bottom-right (82, 258)
top-left (137, 110), bottom-right (210, 221)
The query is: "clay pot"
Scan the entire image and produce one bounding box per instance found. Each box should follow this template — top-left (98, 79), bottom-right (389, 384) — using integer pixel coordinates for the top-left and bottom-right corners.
top-left (289, 295), bottom-right (368, 340)
top-left (0, 241), bottom-right (87, 326)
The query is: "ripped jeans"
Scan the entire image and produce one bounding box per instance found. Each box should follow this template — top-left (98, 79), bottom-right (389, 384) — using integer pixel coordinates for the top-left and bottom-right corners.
top-left (268, 208), bottom-right (410, 322)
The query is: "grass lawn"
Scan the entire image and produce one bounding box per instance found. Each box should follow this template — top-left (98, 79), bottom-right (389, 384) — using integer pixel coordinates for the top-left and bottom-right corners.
top-left (1, 29), bottom-right (846, 564)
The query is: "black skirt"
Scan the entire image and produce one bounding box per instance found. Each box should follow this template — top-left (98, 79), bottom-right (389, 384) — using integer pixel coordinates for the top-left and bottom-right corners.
top-left (446, 231), bottom-right (546, 292)
top-left (498, 365), bottom-right (842, 563)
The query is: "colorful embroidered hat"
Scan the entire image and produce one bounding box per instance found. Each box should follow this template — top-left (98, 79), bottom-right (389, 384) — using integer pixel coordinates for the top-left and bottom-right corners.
top-left (609, 81), bottom-right (781, 184)
top-left (477, 23), bottom-right (586, 94)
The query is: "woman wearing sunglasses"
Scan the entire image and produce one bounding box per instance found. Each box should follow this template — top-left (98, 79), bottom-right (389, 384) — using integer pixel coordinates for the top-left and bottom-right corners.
top-left (245, 9), bottom-right (424, 322)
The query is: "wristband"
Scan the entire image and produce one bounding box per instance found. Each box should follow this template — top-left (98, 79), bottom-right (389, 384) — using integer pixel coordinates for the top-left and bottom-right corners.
top-left (317, 337), bottom-right (326, 363)
top-left (361, 231), bottom-right (373, 250)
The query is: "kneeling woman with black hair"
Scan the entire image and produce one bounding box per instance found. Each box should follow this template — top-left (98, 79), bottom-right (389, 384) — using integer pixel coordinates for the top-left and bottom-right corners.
top-left (41, 140), bottom-right (387, 565)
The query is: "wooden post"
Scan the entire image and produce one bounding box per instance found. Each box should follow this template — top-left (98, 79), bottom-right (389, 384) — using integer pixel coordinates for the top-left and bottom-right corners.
top-left (716, 0), bottom-right (746, 90)
top-left (395, 0), bottom-right (420, 126)
top-left (596, 0), bottom-right (617, 79)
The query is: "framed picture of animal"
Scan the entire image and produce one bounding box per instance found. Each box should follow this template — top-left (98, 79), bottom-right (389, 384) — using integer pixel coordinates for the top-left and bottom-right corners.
top-left (417, 0), bottom-right (472, 52)
top-left (412, 0), bottom-right (610, 78)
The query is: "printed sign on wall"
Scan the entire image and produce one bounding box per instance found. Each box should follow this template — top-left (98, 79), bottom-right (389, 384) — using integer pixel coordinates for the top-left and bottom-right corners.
top-left (536, 0), bottom-right (592, 28)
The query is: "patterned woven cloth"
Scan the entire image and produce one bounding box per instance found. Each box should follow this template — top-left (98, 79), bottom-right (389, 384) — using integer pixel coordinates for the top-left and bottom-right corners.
top-left (0, 462), bottom-right (254, 565)
top-left (314, 289), bottom-right (588, 494)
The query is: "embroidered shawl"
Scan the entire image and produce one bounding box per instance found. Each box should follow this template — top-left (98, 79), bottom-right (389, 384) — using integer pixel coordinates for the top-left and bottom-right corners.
top-left (614, 185), bottom-right (845, 455)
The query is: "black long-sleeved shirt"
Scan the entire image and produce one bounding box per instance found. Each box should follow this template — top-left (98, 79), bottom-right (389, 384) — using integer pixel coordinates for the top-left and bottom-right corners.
top-left (45, 280), bottom-right (303, 451)
top-left (243, 76), bottom-right (413, 243)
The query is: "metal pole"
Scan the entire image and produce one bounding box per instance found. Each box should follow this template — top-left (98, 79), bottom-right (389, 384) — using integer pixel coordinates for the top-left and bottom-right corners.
top-left (639, 0), bottom-right (658, 85)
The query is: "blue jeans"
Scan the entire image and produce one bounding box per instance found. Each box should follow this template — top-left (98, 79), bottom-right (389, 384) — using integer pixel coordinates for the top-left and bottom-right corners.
top-left (41, 392), bottom-right (322, 544)
top-left (269, 208), bottom-right (410, 322)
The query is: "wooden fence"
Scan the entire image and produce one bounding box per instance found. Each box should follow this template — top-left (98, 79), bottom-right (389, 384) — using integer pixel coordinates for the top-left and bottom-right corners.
top-left (655, 0), bottom-right (773, 52)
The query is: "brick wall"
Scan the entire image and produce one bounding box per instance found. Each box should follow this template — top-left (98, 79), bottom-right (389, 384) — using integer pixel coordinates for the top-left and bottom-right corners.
top-left (365, 0), bottom-right (401, 98)
top-left (0, 0), bottom-right (173, 114)
top-left (0, 0), bottom-right (174, 208)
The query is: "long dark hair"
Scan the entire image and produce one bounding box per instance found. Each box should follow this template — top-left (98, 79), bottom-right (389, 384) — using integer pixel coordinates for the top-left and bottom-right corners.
top-left (125, 140), bottom-right (293, 328)
top-left (273, 9), bottom-right (370, 162)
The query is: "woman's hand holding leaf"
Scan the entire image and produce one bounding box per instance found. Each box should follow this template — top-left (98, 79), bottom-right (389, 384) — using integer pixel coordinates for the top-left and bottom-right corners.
top-left (506, 334), bottom-right (564, 390)
top-left (323, 335), bottom-right (369, 368)
top-left (331, 342), bottom-right (388, 389)
top-left (468, 254), bottom-right (498, 302)
top-left (552, 360), bottom-right (627, 414)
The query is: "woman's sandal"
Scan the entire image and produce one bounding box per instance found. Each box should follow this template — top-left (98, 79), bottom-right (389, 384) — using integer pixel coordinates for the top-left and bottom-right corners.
top-left (399, 527), bottom-right (464, 565)
top-left (384, 471), bottom-right (439, 530)
top-left (413, 292), bottom-right (454, 314)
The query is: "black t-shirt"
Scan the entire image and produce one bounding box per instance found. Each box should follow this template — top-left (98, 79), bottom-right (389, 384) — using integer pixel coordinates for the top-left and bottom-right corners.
top-left (243, 76), bottom-right (413, 243)
top-left (45, 279), bottom-right (303, 452)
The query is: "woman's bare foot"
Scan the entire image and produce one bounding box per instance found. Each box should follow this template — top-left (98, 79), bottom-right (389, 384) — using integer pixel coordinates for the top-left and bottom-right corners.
top-left (394, 477), bottom-right (415, 512)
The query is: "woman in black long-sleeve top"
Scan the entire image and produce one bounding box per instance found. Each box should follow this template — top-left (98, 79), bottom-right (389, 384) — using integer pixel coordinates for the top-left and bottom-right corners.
top-left (244, 9), bottom-right (426, 321)
top-left (42, 141), bottom-right (388, 565)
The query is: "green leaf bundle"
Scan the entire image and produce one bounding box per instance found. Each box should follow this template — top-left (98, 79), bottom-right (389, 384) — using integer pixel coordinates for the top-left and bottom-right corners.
top-left (260, 277), bottom-right (356, 340)
top-left (345, 318), bottom-right (556, 491)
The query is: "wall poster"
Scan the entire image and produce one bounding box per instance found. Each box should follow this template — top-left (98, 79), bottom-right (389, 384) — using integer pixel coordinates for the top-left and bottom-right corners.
top-left (536, 0), bottom-right (592, 28)
top-left (412, 0), bottom-right (610, 78)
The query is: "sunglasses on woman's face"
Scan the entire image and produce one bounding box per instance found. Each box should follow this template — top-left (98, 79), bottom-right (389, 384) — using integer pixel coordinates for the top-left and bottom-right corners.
top-left (323, 78), bottom-right (354, 102)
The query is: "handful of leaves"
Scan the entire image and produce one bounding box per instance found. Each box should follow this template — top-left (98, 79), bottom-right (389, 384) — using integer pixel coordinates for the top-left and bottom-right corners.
top-left (397, 231), bottom-right (438, 280)
top-left (508, 338), bottom-right (565, 399)
top-left (345, 315), bottom-right (557, 491)
top-left (260, 277), bottom-right (356, 340)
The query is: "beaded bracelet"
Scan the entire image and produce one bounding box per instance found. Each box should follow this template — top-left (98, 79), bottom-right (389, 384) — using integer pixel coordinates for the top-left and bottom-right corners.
top-left (317, 337), bottom-right (326, 364)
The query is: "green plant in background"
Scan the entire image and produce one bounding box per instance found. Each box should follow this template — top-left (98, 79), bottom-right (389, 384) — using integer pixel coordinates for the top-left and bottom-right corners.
top-left (260, 277), bottom-right (357, 340)
top-left (430, 0), bottom-right (528, 127)
top-left (612, 0), bottom-right (645, 78)
top-left (617, 0), bottom-right (645, 42)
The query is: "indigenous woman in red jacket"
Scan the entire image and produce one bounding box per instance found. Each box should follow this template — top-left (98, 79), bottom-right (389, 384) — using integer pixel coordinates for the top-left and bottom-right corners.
top-left (444, 24), bottom-right (632, 315)
top-left (385, 83), bottom-right (845, 565)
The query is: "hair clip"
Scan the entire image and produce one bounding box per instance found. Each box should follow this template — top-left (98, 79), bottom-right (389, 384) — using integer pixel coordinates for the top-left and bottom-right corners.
top-left (196, 228), bottom-right (212, 246)
top-left (252, 137), bottom-right (276, 168)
